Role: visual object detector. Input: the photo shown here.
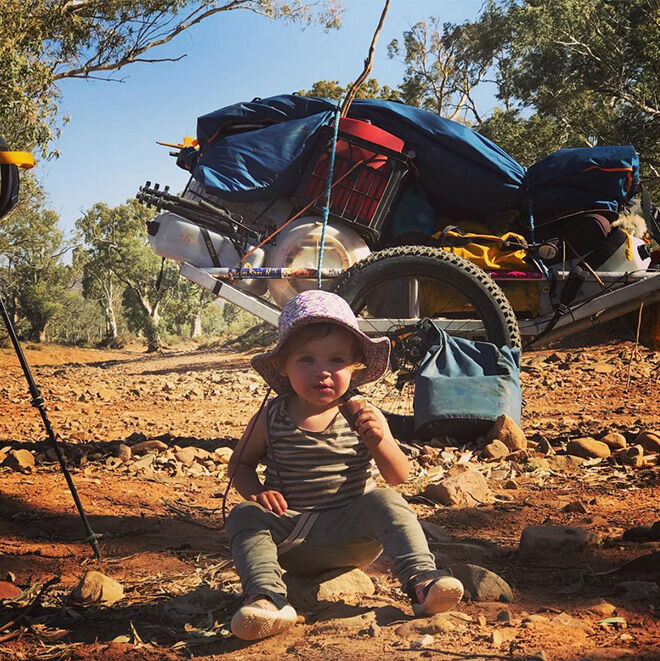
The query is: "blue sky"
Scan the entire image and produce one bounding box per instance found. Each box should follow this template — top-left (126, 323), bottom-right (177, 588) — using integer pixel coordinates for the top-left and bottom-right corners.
top-left (38, 0), bottom-right (489, 237)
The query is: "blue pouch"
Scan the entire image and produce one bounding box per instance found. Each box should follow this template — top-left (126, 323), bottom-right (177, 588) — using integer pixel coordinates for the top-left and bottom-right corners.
top-left (413, 330), bottom-right (521, 442)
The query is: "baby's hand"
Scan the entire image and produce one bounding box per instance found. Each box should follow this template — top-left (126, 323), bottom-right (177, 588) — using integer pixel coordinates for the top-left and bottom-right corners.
top-left (251, 489), bottom-right (287, 516)
top-left (353, 402), bottom-right (389, 450)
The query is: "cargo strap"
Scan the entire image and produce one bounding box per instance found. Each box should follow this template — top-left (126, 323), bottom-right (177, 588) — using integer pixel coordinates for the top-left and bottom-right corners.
top-left (277, 511), bottom-right (319, 555)
top-left (200, 227), bottom-right (221, 267)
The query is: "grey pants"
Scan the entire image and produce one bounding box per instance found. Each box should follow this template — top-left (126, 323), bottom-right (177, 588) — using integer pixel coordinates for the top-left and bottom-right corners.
top-left (226, 488), bottom-right (436, 607)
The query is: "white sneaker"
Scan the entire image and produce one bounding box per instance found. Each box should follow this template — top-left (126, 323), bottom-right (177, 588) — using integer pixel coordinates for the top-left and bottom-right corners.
top-left (412, 575), bottom-right (464, 616)
top-left (230, 598), bottom-right (297, 641)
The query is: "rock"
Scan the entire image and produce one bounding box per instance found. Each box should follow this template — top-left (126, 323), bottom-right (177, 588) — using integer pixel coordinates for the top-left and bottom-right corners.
top-left (0, 450), bottom-right (7, 465)
top-left (504, 479), bottom-right (518, 489)
top-left (486, 415), bottom-right (527, 451)
top-left (562, 500), bottom-right (588, 513)
top-left (3, 449), bottom-right (35, 472)
top-left (622, 526), bottom-right (651, 542)
top-left (519, 526), bottom-right (596, 563)
top-left (129, 454), bottom-right (156, 472)
top-left (115, 444), bottom-right (132, 462)
top-left (548, 455), bottom-right (585, 471)
top-left (552, 612), bottom-right (593, 635)
top-left (425, 470), bottom-right (492, 508)
top-left (496, 609), bottom-right (512, 623)
top-left (131, 440), bottom-right (168, 456)
top-left (213, 447), bottom-right (233, 463)
top-left (411, 634), bottom-right (435, 649)
top-left (449, 564), bottom-right (513, 602)
top-left (0, 581), bottom-right (21, 599)
top-left (71, 571), bottom-right (123, 605)
top-left (420, 520), bottom-right (452, 543)
top-left (600, 432), bottom-right (627, 451)
top-left (284, 568), bottom-right (373, 610)
top-left (483, 440), bottom-right (509, 459)
top-left (617, 445), bottom-right (644, 467)
top-left (395, 612), bottom-right (456, 638)
top-left (312, 611), bottom-right (376, 634)
top-left (650, 521), bottom-right (660, 541)
top-left (174, 447), bottom-right (197, 466)
top-left (491, 629), bottom-right (503, 646)
top-left (431, 542), bottom-right (495, 566)
top-left (566, 438), bottom-right (611, 459)
top-left (586, 600), bottom-right (616, 617)
top-left (615, 581), bottom-right (660, 601)
top-left (535, 438), bottom-right (555, 455)
top-left (634, 430), bottom-right (660, 454)
top-left (522, 614), bottom-right (550, 624)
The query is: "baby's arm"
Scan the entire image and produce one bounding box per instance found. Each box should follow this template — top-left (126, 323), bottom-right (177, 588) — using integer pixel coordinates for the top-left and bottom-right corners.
top-left (343, 397), bottom-right (410, 485)
top-left (228, 406), bottom-right (288, 515)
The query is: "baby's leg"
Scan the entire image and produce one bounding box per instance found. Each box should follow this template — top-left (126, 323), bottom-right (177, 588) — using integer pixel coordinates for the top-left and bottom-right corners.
top-left (226, 501), bottom-right (298, 608)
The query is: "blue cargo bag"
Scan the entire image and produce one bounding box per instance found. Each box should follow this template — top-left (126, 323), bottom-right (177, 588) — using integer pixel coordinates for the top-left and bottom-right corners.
top-left (413, 330), bottom-right (521, 442)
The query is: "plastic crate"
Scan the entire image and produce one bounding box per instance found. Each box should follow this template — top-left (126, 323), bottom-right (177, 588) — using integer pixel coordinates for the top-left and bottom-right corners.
top-left (294, 120), bottom-right (409, 244)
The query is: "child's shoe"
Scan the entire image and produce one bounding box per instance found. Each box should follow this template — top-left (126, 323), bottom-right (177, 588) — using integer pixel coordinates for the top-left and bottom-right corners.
top-left (408, 569), bottom-right (464, 616)
top-left (230, 595), bottom-right (297, 641)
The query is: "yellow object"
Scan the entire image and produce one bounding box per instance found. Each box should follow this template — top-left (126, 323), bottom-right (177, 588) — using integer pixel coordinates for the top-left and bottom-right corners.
top-left (430, 229), bottom-right (541, 316)
top-left (0, 151), bottom-right (34, 169)
top-left (433, 230), bottom-right (532, 271)
top-left (156, 136), bottom-right (198, 150)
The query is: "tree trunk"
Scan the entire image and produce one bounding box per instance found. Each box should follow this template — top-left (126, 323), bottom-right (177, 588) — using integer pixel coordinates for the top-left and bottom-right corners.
top-left (190, 311), bottom-right (202, 338)
top-left (144, 304), bottom-right (161, 352)
top-left (104, 303), bottom-right (118, 339)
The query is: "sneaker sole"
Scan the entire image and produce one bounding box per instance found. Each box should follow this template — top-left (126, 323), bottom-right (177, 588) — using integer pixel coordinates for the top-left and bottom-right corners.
top-left (413, 576), bottom-right (464, 616)
top-left (230, 604), bottom-right (297, 641)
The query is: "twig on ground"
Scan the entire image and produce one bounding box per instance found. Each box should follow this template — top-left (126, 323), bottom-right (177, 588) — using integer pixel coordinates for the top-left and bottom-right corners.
top-left (625, 301), bottom-right (645, 392)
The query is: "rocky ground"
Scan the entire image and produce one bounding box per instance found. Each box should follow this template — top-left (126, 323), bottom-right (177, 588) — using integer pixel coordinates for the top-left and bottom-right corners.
top-left (0, 336), bottom-right (658, 661)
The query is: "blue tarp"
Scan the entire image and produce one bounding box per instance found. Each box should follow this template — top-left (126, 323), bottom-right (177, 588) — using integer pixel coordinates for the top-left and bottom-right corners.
top-left (179, 94), bottom-right (638, 226)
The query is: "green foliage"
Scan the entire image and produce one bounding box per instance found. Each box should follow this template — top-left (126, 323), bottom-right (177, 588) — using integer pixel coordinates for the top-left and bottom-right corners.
top-left (76, 199), bottom-right (179, 351)
top-left (0, 0), bottom-right (342, 157)
top-left (463, 0), bottom-right (660, 193)
top-left (0, 174), bottom-right (73, 341)
top-left (299, 78), bottom-right (400, 101)
top-left (45, 288), bottom-right (106, 345)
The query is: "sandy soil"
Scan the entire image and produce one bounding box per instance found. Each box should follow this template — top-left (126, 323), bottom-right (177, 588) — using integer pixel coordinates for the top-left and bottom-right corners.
top-left (0, 336), bottom-right (658, 661)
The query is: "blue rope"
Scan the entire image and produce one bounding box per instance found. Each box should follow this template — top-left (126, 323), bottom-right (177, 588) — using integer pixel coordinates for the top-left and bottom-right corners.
top-left (317, 103), bottom-right (342, 288)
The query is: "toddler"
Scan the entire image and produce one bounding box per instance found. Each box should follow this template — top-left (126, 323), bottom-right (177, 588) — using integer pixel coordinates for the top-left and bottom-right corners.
top-left (227, 290), bottom-right (463, 640)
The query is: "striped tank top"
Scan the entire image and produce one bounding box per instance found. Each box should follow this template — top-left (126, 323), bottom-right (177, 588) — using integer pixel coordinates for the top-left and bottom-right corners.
top-left (263, 394), bottom-right (378, 511)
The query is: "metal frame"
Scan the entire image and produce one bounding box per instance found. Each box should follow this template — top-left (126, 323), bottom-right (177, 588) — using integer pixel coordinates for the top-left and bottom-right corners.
top-left (179, 262), bottom-right (660, 343)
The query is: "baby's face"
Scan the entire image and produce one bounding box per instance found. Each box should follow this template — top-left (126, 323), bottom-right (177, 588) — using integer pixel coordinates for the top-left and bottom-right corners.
top-left (278, 328), bottom-right (357, 408)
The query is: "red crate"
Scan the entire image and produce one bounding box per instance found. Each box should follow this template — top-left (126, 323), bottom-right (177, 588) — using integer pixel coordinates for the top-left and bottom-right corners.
top-left (295, 118), bottom-right (409, 244)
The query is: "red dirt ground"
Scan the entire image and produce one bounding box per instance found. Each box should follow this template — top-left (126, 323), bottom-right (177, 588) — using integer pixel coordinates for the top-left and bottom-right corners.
top-left (0, 337), bottom-right (658, 660)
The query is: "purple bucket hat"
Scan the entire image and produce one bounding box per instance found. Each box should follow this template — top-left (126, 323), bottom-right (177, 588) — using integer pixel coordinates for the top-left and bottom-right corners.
top-left (251, 290), bottom-right (390, 394)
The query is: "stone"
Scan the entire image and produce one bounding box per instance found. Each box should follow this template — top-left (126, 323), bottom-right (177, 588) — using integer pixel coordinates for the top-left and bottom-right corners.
top-left (174, 447), bottom-right (197, 466)
top-left (213, 447), bottom-right (233, 463)
top-left (496, 609), bottom-right (512, 623)
top-left (449, 564), bottom-right (513, 602)
top-left (0, 450), bottom-right (7, 465)
top-left (617, 445), bottom-right (644, 467)
top-left (599, 432), bottom-right (627, 451)
top-left (566, 438), bottom-right (611, 459)
top-left (3, 449), bottom-right (35, 472)
top-left (535, 438), bottom-right (555, 455)
top-left (548, 455), bottom-right (585, 471)
top-left (562, 500), bottom-right (588, 513)
top-left (431, 542), bottom-right (494, 566)
top-left (425, 470), bottom-right (492, 508)
top-left (395, 612), bottom-right (456, 638)
top-left (0, 580), bottom-right (21, 599)
top-left (283, 568), bottom-right (373, 610)
top-left (622, 526), bottom-right (651, 542)
top-left (586, 600), bottom-right (616, 617)
top-left (552, 612), bottom-right (593, 634)
top-left (486, 415), bottom-right (527, 451)
top-left (483, 440), bottom-right (509, 459)
top-left (131, 440), bottom-right (168, 455)
top-left (115, 444), bottom-right (132, 462)
top-left (420, 520), bottom-right (452, 543)
top-left (614, 581), bottom-right (660, 601)
top-left (129, 454), bottom-right (156, 471)
top-left (71, 571), bottom-right (124, 605)
top-left (518, 526), bottom-right (596, 563)
top-left (411, 634), bottom-right (435, 649)
top-left (523, 614), bottom-right (550, 624)
top-left (634, 430), bottom-right (660, 454)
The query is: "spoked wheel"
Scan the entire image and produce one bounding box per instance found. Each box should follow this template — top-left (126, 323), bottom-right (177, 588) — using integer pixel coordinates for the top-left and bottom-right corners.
top-left (332, 246), bottom-right (521, 441)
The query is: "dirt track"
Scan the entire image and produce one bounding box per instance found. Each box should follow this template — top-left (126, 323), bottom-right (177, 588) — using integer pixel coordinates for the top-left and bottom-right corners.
top-left (0, 337), bottom-right (658, 660)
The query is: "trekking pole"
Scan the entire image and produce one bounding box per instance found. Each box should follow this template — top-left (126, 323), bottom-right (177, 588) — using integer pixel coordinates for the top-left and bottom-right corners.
top-left (0, 292), bottom-right (101, 559)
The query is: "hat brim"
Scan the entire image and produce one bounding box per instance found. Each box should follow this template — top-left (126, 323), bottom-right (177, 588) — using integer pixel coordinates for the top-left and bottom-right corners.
top-left (251, 318), bottom-right (391, 394)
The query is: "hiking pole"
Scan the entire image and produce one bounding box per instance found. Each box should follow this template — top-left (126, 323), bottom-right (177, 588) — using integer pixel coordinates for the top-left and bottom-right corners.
top-left (0, 292), bottom-right (101, 559)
